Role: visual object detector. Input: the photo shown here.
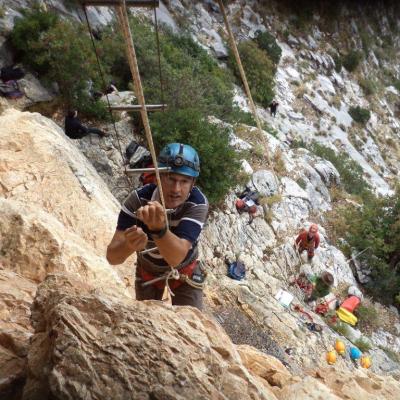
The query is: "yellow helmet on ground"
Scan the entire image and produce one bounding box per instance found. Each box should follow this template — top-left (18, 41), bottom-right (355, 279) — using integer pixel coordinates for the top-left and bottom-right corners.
top-left (360, 355), bottom-right (372, 369)
top-left (335, 339), bottom-right (346, 355)
top-left (326, 350), bottom-right (337, 365)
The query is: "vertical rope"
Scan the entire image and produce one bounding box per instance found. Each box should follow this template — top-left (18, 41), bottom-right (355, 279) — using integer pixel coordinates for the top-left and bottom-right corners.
top-left (217, 0), bottom-right (270, 165)
top-left (217, 0), bottom-right (299, 262)
top-left (82, 5), bottom-right (132, 189)
top-left (116, 0), bottom-right (168, 228)
top-left (153, 0), bottom-right (165, 110)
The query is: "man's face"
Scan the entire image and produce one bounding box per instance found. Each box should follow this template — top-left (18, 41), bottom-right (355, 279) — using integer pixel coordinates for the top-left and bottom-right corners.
top-left (161, 173), bottom-right (194, 209)
top-left (308, 231), bottom-right (315, 238)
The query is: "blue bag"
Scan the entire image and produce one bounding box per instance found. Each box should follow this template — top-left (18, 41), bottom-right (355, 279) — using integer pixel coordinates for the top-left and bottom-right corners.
top-left (227, 261), bottom-right (246, 281)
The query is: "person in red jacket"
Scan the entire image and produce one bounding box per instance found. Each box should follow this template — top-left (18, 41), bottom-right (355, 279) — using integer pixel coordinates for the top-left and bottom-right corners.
top-left (295, 224), bottom-right (320, 261)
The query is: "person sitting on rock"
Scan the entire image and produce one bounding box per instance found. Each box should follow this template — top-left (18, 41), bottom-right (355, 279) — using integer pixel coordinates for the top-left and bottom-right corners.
top-left (107, 143), bottom-right (209, 310)
top-left (235, 186), bottom-right (260, 224)
top-left (64, 110), bottom-right (107, 139)
top-left (295, 224), bottom-right (320, 261)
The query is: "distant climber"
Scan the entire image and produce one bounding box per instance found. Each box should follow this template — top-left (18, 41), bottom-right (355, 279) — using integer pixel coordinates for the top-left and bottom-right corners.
top-left (305, 271), bottom-right (334, 302)
top-left (235, 186), bottom-right (260, 224)
top-left (107, 143), bottom-right (209, 310)
top-left (269, 100), bottom-right (279, 117)
top-left (295, 224), bottom-right (320, 261)
top-left (64, 110), bottom-right (108, 139)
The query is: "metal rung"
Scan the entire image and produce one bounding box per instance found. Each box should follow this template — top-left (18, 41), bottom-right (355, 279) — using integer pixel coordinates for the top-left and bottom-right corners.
top-left (81, 0), bottom-right (159, 7)
top-left (126, 167), bottom-right (171, 174)
top-left (110, 104), bottom-right (167, 112)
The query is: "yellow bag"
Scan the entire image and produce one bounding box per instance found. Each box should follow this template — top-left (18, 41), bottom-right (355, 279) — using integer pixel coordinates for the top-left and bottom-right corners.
top-left (336, 307), bottom-right (358, 326)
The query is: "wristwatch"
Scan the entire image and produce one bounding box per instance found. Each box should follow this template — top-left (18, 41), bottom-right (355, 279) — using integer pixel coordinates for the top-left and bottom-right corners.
top-left (148, 226), bottom-right (168, 239)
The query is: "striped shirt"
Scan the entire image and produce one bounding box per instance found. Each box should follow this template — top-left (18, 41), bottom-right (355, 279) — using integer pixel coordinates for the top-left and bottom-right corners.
top-left (117, 184), bottom-right (209, 273)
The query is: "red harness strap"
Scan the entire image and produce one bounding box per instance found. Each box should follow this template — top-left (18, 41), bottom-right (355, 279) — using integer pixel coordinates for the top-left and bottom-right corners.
top-left (138, 260), bottom-right (198, 290)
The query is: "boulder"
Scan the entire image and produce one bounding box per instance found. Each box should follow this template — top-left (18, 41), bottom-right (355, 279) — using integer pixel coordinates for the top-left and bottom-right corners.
top-left (0, 269), bottom-right (36, 400)
top-left (23, 274), bottom-right (278, 400)
top-left (0, 109), bottom-right (120, 256)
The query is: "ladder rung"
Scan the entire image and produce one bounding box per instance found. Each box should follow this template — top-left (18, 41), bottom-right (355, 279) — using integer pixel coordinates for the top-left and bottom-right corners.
top-left (126, 167), bottom-right (171, 174)
top-left (110, 104), bottom-right (167, 112)
top-left (81, 0), bottom-right (159, 7)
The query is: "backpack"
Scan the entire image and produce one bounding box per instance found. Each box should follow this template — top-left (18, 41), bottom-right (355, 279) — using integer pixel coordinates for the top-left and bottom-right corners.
top-left (227, 261), bottom-right (246, 281)
top-left (125, 141), bottom-right (152, 168)
top-left (0, 81), bottom-right (24, 99)
top-left (1, 66), bottom-right (25, 82)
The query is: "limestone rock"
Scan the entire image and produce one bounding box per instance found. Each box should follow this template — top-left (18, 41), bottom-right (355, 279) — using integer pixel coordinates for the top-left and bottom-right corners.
top-left (0, 198), bottom-right (128, 300)
top-left (23, 274), bottom-right (277, 400)
top-left (0, 109), bottom-right (120, 256)
top-left (0, 269), bottom-right (36, 400)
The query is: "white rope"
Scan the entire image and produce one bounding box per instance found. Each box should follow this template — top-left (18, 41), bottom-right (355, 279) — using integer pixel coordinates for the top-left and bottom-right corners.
top-left (116, 0), bottom-right (169, 229)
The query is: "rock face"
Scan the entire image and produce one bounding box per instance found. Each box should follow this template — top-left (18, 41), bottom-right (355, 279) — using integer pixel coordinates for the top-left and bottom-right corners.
top-left (0, 109), bottom-right (121, 257)
top-left (23, 274), bottom-right (278, 400)
top-left (0, 109), bottom-right (132, 398)
top-left (0, 269), bottom-right (36, 400)
top-left (22, 274), bottom-right (400, 400)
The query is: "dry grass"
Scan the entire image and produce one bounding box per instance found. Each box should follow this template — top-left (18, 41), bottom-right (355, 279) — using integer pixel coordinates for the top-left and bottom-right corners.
top-left (273, 149), bottom-right (287, 175)
top-left (294, 83), bottom-right (308, 98)
top-left (259, 193), bottom-right (283, 207)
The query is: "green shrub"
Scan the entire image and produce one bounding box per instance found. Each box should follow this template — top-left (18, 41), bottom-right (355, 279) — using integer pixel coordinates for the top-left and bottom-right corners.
top-left (349, 106), bottom-right (371, 125)
top-left (10, 6), bottom-right (59, 73)
top-left (10, 8), bottom-right (108, 119)
top-left (356, 304), bottom-right (379, 331)
top-left (353, 338), bottom-right (372, 352)
top-left (228, 40), bottom-right (275, 107)
top-left (150, 109), bottom-right (241, 205)
top-left (339, 188), bottom-right (400, 304)
top-left (332, 53), bottom-right (342, 73)
top-left (393, 80), bottom-right (400, 92)
top-left (360, 30), bottom-right (373, 55)
top-left (100, 19), bottom-right (235, 121)
top-left (331, 321), bottom-right (350, 337)
top-left (309, 142), bottom-right (371, 196)
top-left (342, 50), bottom-right (363, 72)
top-left (254, 30), bottom-right (282, 66)
top-left (359, 78), bottom-right (377, 96)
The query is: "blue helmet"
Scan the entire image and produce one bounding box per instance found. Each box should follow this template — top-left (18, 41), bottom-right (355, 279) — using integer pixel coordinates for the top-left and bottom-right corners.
top-left (158, 143), bottom-right (200, 178)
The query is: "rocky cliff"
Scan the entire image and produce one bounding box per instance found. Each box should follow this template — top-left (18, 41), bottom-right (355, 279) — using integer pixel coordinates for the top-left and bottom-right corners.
top-left (1, 0), bottom-right (400, 399)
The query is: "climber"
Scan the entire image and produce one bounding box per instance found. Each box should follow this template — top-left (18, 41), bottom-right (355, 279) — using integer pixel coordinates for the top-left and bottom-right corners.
top-left (269, 100), bottom-right (279, 117)
top-left (295, 224), bottom-right (320, 262)
top-left (106, 143), bottom-right (209, 310)
top-left (305, 271), bottom-right (334, 302)
top-left (235, 186), bottom-right (260, 224)
top-left (64, 110), bottom-right (108, 139)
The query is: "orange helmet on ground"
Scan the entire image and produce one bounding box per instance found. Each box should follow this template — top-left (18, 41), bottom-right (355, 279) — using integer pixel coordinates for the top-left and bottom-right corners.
top-left (309, 224), bottom-right (318, 234)
top-left (326, 350), bottom-right (337, 365)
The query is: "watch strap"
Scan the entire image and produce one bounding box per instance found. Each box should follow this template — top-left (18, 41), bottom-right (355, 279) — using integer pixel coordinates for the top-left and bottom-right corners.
top-left (148, 226), bottom-right (168, 239)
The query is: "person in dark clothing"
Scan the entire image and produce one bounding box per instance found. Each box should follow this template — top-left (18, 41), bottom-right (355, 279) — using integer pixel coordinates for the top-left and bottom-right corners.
top-left (64, 110), bottom-right (107, 139)
top-left (269, 100), bottom-right (279, 117)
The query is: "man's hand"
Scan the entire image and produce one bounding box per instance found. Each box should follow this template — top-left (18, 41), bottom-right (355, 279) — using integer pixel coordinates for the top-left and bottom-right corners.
top-left (124, 225), bottom-right (148, 251)
top-left (136, 201), bottom-right (166, 231)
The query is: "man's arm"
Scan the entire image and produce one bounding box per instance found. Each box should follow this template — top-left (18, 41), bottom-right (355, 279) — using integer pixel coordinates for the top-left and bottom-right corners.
top-left (314, 234), bottom-right (320, 249)
top-left (154, 231), bottom-right (192, 267)
top-left (136, 201), bottom-right (192, 267)
top-left (106, 225), bottom-right (148, 265)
